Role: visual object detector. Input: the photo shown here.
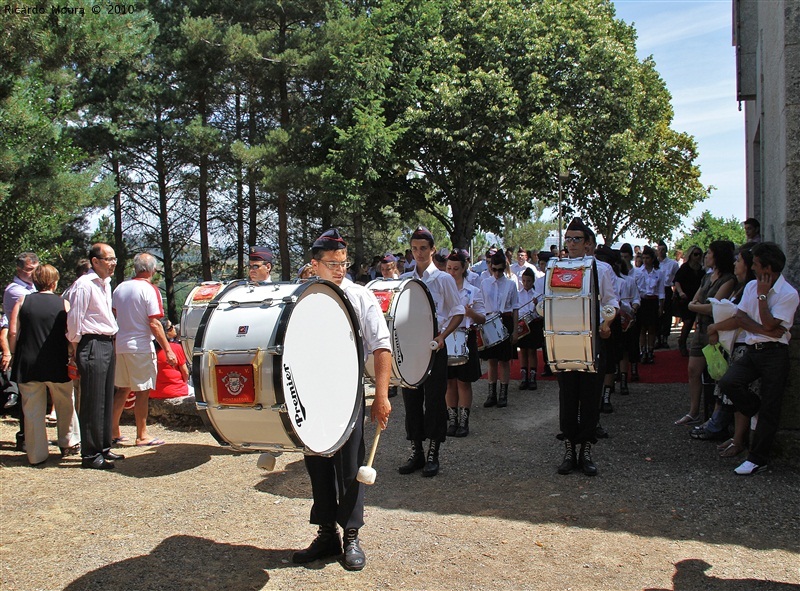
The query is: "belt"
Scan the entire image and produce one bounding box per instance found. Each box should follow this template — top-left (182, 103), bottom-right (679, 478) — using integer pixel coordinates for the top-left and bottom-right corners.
top-left (82, 334), bottom-right (114, 341)
top-left (748, 342), bottom-right (787, 350)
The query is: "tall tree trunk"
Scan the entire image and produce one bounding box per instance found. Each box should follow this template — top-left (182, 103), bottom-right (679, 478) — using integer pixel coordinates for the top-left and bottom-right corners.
top-left (155, 121), bottom-right (176, 322)
top-left (235, 88), bottom-right (245, 278)
top-left (277, 10), bottom-right (290, 280)
top-left (111, 147), bottom-right (126, 285)
top-left (450, 198), bottom-right (476, 249)
top-left (198, 93), bottom-right (212, 281)
top-left (248, 87), bottom-right (258, 251)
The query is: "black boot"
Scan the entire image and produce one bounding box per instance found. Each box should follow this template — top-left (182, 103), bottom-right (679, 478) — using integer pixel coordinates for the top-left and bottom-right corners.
top-left (619, 373), bottom-right (629, 395)
top-left (558, 440), bottom-right (577, 475)
top-left (292, 523), bottom-right (342, 564)
top-left (483, 382), bottom-right (497, 407)
top-left (529, 374), bottom-right (537, 391)
top-left (579, 442), bottom-right (597, 476)
top-left (398, 440), bottom-right (425, 474)
top-left (446, 407), bottom-right (458, 436)
top-left (342, 528), bottom-right (366, 571)
top-left (497, 383), bottom-right (508, 408)
top-left (454, 407), bottom-right (470, 437)
top-left (520, 368), bottom-right (529, 390)
top-left (422, 440), bottom-right (440, 477)
top-left (600, 386), bottom-right (613, 413)
top-left (630, 363), bottom-right (640, 382)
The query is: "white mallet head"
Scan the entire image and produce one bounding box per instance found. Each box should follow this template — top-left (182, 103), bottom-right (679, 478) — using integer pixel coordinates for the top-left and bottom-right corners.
top-left (357, 465), bottom-right (377, 485)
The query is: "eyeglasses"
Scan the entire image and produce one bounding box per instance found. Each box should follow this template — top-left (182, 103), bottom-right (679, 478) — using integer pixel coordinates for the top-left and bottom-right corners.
top-left (166, 324), bottom-right (174, 331)
top-left (564, 237), bottom-right (584, 244)
top-left (96, 256), bottom-right (117, 263)
top-left (319, 260), bottom-right (352, 270)
top-left (248, 264), bottom-right (267, 270)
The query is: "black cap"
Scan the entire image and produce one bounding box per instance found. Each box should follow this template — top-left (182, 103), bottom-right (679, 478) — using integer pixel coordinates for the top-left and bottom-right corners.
top-left (249, 246), bottom-right (273, 263)
top-left (380, 253), bottom-right (396, 264)
top-left (411, 226), bottom-right (434, 245)
top-left (312, 228), bottom-right (348, 253)
top-left (566, 217), bottom-right (589, 234)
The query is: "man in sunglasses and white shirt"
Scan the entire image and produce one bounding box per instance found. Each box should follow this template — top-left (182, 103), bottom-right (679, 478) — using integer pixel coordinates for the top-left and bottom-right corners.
top-left (248, 246), bottom-right (273, 282)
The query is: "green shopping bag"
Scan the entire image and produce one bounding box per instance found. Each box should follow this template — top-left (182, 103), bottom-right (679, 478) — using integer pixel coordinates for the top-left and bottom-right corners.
top-left (702, 343), bottom-right (729, 381)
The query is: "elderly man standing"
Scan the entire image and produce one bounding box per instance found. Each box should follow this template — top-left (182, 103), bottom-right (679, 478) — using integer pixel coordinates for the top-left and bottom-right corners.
top-left (66, 243), bottom-right (119, 470)
top-left (111, 253), bottom-right (176, 447)
top-left (248, 246), bottom-right (273, 282)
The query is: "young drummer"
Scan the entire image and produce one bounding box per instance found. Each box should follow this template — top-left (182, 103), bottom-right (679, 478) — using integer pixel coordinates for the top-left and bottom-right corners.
top-left (398, 227), bottom-right (464, 477)
top-left (516, 267), bottom-right (543, 390)
top-left (480, 251), bottom-right (520, 408)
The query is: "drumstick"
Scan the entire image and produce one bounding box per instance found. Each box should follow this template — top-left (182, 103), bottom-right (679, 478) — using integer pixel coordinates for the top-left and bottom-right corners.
top-left (356, 426), bottom-right (383, 485)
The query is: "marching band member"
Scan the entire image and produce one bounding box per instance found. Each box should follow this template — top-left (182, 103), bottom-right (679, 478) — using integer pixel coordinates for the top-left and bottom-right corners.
top-left (615, 254), bottom-right (641, 396)
top-left (555, 218), bottom-right (618, 476)
top-left (634, 246), bottom-right (664, 364)
top-left (480, 251), bottom-right (520, 408)
top-left (516, 267), bottom-right (542, 390)
top-left (379, 254), bottom-right (399, 279)
top-left (398, 227), bottom-right (464, 477)
top-left (444, 250), bottom-right (485, 437)
top-left (292, 229), bottom-right (392, 571)
top-left (248, 246), bottom-right (273, 283)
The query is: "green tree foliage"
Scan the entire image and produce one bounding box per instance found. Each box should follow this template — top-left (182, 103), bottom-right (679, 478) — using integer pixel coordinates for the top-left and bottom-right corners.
top-left (674, 211), bottom-right (747, 254)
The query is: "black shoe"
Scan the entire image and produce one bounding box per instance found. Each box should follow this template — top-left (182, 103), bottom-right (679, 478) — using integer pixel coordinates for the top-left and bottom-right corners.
top-left (15, 435), bottom-right (25, 452)
top-left (292, 524), bottom-right (342, 564)
top-left (81, 456), bottom-right (115, 470)
top-left (557, 440), bottom-right (577, 475)
top-left (520, 379), bottom-right (529, 390)
top-left (619, 375), bottom-right (629, 396)
top-left (600, 388), bottom-right (613, 413)
top-left (528, 379), bottom-right (537, 391)
top-left (446, 408), bottom-right (458, 437)
top-left (579, 442), bottom-right (597, 476)
top-left (4, 393), bottom-right (19, 409)
top-left (497, 384), bottom-right (508, 408)
top-left (422, 440), bottom-right (440, 477)
top-left (630, 364), bottom-right (640, 382)
top-left (454, 407), bottom-right (470, 437)
top-left (103, 450), bottom-right (125, 461)
top-left (595, 425), bottom-right (609, 439)
top-left (398, 441), bottom-right (425, 474)
top-left (484, 383), bottom-right (498, 407)
top-left (342, 529), bottom-right (366, 571)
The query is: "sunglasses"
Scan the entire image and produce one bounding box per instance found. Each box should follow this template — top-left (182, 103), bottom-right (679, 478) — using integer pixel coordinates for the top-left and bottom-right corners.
top-left (564, 236), bottom-right (584, 243)
top-left (491, 266), bottom-right (505, 272)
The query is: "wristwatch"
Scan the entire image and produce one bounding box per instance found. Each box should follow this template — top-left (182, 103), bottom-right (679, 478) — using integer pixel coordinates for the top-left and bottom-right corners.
top-left (758, 294), bottom-right (768, 301)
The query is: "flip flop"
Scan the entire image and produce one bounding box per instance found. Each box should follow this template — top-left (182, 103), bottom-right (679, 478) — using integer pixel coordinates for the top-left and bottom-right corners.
top-left (136, 439), bottom-right (165, 447)
top-left (112, 436), bottom-right (130, 445)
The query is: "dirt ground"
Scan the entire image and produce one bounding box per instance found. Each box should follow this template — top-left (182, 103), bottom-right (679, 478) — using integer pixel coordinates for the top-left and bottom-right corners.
top-left (2, 360), bottom-right (799, 591)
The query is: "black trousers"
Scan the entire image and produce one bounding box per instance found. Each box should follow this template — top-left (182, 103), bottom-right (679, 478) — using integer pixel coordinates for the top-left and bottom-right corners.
top-left (304, 403), bottom-right (365, 530)
top-left (557, 350), bottom-right (606, 444)
top-left (76, 335), bottom-right (115, 459)
top-left (402, 346), bottom-right (448, 443)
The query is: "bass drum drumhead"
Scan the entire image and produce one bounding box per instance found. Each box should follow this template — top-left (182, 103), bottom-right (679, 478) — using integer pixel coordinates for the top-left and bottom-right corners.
top-left (180, 281), bottom-right (223, 359)
top-left (194, 279), bottom-right (363, 456)
top-left (365, 278), bottom-right (436, 388)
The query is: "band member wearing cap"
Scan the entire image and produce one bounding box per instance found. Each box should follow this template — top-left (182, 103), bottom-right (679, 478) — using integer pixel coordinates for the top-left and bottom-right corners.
top-left (292, 229), bottom-right (392, 571)
top-left (555, 218), bottom-right (617, 476)
top-left (248, 246), bottom-right (273, 283)
top-left (516, 267), bottom-right (542, 390)
top-left (379, 254), bottom-right (399, 280)
top-left (480, 251), bottom-right (520, 407)
top-left (444, 250), bottom-right (485, 437)
top-left (399, 227), bottom-right (464, 477)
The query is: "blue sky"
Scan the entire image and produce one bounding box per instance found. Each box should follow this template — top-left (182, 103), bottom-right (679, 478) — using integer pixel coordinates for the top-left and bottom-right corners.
top-left (611, 0), bottom-right (746, 238)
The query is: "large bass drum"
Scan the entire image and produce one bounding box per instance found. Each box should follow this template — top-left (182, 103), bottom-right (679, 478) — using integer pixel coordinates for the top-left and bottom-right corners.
top-left (180, 281), bottom-right (224, 359)
top-left (364, 278), bottom-right (436, 388)
top-left (542, 256), bottom-right (599, 372)
top-left (192, 279), bottom-right (363, 456)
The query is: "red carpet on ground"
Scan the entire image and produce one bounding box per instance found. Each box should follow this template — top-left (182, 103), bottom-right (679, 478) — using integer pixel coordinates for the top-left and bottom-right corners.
top-left (482, 349), bottom-right (688, 383)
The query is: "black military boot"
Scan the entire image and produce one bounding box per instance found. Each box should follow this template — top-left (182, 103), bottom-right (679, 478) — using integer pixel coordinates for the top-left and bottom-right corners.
top-left (520, 368), bottom-right (529, 390)
top-left (630, 362), bottom-right (640, 382)
top-left (497, 383), bottom-right (509, 408)
top-left (454, 407), bottom-right (470, 437)
top-left (619, 373), bottom-right (629, 395)
top-left (292, 523), bottom-right (342, 564)
top-left (446, 407), bottom-right (458, 436)
top-left (579, 442), bottom-right (598, 476)
top-left (398, 440), bottom-right (425, 474)
top-left (483, 382), bottom-right (498, 407)
top-left (600, 386), bottom-right (613, 413)
top-left (558, 440), bottom-right (577, 475)
top-left (342, 528), bottom-right (366, 571)
top-left (422, 440), bottom-right (440, 477)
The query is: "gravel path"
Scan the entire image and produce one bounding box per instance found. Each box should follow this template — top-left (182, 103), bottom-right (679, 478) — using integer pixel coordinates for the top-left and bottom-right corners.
top-left (2, 372), bottom-right (799, 591)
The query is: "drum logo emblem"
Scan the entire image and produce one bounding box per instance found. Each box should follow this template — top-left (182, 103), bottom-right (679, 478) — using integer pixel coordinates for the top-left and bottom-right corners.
top-left (283, 363), bottom-right (306, 427)
top-left (222, 371), bottom-right (247, 396)
top-left (237, 326), bottom-right (249, 336)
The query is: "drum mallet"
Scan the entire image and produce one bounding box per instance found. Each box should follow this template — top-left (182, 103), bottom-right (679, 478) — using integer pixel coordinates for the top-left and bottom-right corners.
top-left (429, 340), bottom-right (439, 350)
top-left (356, 426), bottom-right (383, 485)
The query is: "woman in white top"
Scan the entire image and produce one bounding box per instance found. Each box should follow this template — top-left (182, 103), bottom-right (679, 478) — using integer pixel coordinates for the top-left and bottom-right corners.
top-left (516, 268), bottom-right (543, 390)
top-left (634, 246), bottom-right (665, 364)
top-left (444, 251), bottom-right (485, 437)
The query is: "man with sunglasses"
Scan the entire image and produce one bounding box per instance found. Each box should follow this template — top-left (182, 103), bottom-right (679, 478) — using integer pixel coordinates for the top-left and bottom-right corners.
top-left (292, 229), bottom-right (391, 571)
top-left (248, 246), bottom-right (273, 283)
top-left (555, 219), bottom-right (618, 477)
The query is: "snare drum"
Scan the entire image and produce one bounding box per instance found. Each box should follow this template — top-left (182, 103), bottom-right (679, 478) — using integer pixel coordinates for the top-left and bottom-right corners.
top-left (475, 313), bottom-right (509, 351)
top-left (192, 280), bottom-right (363, 456)
top-left (445, 328), bottom-right (469, 366)
top-left (180, 282), bottom-right (224, 359)
top-left (364, 278), bottom-right (436, 388)
top-left (516, 311), bottom-right (535, 338)
top-left (542, 257), bottom-right (599, 372)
